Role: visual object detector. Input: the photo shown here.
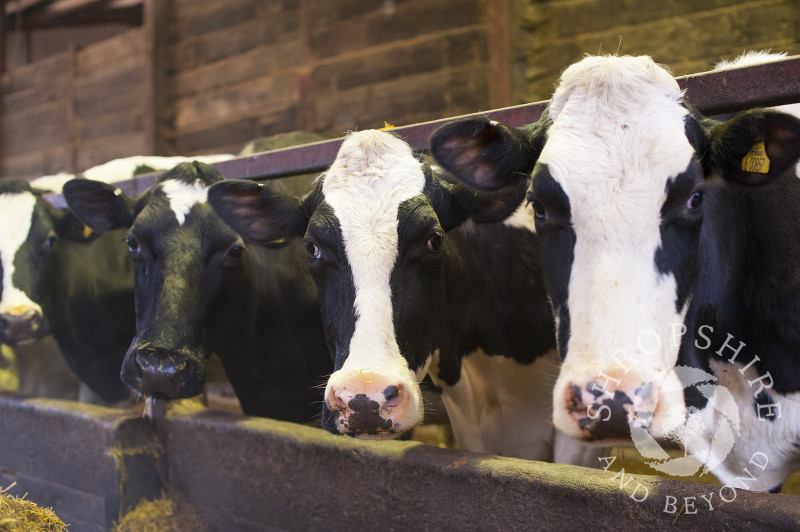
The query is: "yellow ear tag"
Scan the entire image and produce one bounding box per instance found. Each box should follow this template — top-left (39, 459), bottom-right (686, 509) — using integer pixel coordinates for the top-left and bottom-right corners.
top-left (82, 225), bottom-right (94, 239)
top-left (379, 121), bottom-right (395, 130)
top-left (741, 141), bottom-right (770, 174)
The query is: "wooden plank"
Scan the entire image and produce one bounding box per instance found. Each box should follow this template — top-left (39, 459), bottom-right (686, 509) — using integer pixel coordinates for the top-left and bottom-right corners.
top-left (171, 38), bottom-right (305, 98)
top-left (143, 0), bottom-right (171, 154)
top-left (80, 109), bottom-right (145, 141)
top-left (313, 28), bottom-right (485, 93)
top-left (75, 26), bottom-right (144, 77)
top-left (170, 10), bottom-right (299, 70)
top-left (74, 69), bottom-right (146, 117)
top-left (314, 64), bottom-right (487, 133)
top-left (0, 144), bottom-right (72, 179)
top-left (487, 0), bottom-right (509, 108)
top-left (309, 0), bottom-right (485, 60)
top-left (67, 44), bottom-right (77, 173)
top-left (2, 77), bottom-right (68, 113)
top-left (178, 106), bottom-right (298, 155)
top-left (0, 50), bottom-right (69, 92)
top-left (173, 71), bottom-right (297, 131)
top-left (75, 131), bottom-right (148, 171)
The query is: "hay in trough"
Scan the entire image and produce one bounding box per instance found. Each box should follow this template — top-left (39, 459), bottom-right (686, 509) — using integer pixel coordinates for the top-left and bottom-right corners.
top-left (114, 493), bottom-right (208, 532)
top-left (0, 484), bottom-right (68, 532)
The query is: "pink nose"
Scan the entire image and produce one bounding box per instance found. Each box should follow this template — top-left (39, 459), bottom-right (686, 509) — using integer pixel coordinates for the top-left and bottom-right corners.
top-left (565, 371), bottom-right (660, 441)
top-left (325, 371), bottom-right (414, 436)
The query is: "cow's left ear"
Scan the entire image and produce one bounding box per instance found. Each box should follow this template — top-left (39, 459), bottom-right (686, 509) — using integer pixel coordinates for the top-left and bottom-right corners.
top-left (429, 177), bottom-right (530, 232)
top-left (46, 206), bottom-right (101, 242)
top-left (208, 179), bottom-right (317, 244)
top-left (63, 179), bottom-right (137, 232)
top-left (709, 109), bottom-right (800, 186)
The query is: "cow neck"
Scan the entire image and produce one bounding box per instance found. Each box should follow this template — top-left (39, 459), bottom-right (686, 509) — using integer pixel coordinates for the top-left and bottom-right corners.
top-left (432, 220), bottom-right (556, 387)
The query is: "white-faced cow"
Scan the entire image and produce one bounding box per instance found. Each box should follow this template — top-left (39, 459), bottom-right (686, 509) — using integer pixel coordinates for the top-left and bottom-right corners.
top-left (208, 129), bottom-right (604, 463)
top-left (430, 55), bottom-right (800, 490)
top-left (0, 180), bottom-right (135, 403)
top-left (63, 162), bottom-right (332, 421)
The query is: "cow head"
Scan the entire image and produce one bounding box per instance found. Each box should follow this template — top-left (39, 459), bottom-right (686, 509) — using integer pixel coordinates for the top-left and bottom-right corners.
top-left (64, 162), bottom-right (247, 399)
top-left (0, 180), bottom-right (97, 344)
top-left (209, 130), bottom-right (524, 438)
top-left (431, 55), bottom-right (800, 444)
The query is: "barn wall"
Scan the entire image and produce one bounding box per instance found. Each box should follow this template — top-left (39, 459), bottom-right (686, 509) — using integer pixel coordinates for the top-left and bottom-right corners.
top-left (164, 0), bottom-right (492, 156)
top-left (510, 0), bottom-right (800, 104)
top-left (0, 28), bottom-right (150, 180)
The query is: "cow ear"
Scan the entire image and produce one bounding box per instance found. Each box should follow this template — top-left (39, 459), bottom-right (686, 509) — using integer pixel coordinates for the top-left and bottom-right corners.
top-left (431, 178), bottom-right (530, 232)
top-left (208, 179), bottom-right (312, 244)
top-left (709, 109), bottom-right (800, 186)
top-left (62, 178), bottom-right (136, 232)
top-left (48, 207), bottom-right (101, 242)
top-left (430, 116), bottom-right (544, 191)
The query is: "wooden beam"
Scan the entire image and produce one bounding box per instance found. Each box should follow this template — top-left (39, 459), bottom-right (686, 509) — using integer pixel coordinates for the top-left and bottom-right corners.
top-left (0, 0), bottom-right (6, 74)
top-left (143, 0), bottom-right (172, 155)
top-left (487, 0), bottom-right (510, 109)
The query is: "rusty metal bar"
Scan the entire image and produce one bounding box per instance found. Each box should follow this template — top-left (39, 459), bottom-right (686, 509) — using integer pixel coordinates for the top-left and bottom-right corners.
top-left (46, 55), bottom-right (800, 208)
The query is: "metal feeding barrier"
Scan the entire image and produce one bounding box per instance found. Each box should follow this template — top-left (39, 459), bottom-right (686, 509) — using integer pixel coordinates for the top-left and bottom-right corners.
top-left (45, 54), bottom-right (800, 207)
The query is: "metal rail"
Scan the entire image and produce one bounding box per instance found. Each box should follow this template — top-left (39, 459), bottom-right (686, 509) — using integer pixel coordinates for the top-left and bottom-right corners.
top-left (47, 54), bottom-right (800, 207)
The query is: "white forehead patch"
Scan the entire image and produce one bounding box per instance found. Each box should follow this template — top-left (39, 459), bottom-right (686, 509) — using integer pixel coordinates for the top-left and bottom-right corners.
top-left (323, 130), bottom-right (426, 377)
top-left (160, 180), bottom-right (209, 225)
top-left (543, 55), bottom-right (695, 387)
top-left (0, 192), bottom-right (43, 315)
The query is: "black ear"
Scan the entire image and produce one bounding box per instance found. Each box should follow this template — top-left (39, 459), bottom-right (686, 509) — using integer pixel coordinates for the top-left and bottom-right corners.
top-left (46, 205), bottom-right (101, 243)
top-left (708, 109), bottom-right (800, 186)
top-left (62, 179), bottom-right (136, 232)
top-left (208, 179), bottom-right (312, 244)
top-left (430, 116), bottom-right (545, 191)
top-left (430, 178), bottom-right (531, 231)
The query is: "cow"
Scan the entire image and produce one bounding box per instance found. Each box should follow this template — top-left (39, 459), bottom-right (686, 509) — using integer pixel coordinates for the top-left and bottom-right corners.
top-left (0, 180), bottom-right (135, 403)
top-left (62, 162), bottom-right (332, 422)
top-left (207, 129), bottom-right (604, 464)
top-left (428, 54), bottom-right (800, 491)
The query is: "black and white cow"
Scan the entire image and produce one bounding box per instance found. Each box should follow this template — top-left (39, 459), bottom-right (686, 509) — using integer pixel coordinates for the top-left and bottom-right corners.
top-left (208, 129), bottom-right (603, 463)
top-left (0, 180), bottom-right (135, 403)
top-left (63, 162), bottom-right (332, 421)
top-left (430, 55), bottom-right (800, 490)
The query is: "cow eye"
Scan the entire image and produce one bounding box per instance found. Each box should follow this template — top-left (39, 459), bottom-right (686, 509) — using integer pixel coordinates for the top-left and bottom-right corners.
top-left (529, 198), bottom-right (546, 219)
top-left (426, 232), bottom-right (443, 252)
top-left (228, 245), bottom-right (244, 259)
top-left (125, 236), bottom-right (141, 257)
top-left (687, 191), bottom-right (703, 210)
top-left (305, 241), bottom-right (321, 260)
top-left (41, 231), bottom-right (57, 250)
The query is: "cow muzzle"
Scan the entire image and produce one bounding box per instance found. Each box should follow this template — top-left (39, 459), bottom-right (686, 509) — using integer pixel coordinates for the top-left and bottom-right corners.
top-left (555, 366), bottom-right (686, 443)
top-left (121, 346), bottom-right (205, 400)
top-left (324, 370), bottom-right (420, 439)
top-left (0, 308), bottom-right (42, 344)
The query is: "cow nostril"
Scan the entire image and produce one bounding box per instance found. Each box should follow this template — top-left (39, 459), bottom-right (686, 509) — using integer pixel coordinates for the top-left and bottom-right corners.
top-left (383, 385), bottom-right (400, 402)
top-left (328, 391), bottom-right (348, 412)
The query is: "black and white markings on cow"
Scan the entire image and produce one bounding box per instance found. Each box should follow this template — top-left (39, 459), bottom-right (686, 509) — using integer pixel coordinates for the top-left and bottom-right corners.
top-left (63, 161), bottom-right (332, 422)
top-left (0, 180), bottom-right (136, 402)
top-left (209, 130), bottom-right (606, 465)
top-left (430, 54), bottom-right (800, 490)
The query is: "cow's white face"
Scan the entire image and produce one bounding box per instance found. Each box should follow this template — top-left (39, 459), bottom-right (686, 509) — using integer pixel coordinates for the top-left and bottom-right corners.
top-left (533, 56), bottom-right (704, 441)
top-left (0, 188), bottom-right (47, 343)
top-left (312, 130), bottom-right (432, 438)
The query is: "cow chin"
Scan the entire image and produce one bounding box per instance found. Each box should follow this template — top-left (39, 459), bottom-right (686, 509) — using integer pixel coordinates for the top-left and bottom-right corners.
top-left (120, 344), bottom-right (207, 400)
top-left (551, 363), bottom-right (687, 445)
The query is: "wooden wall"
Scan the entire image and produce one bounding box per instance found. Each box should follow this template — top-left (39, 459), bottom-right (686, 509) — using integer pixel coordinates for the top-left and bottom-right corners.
top-left (0, 28), bottom-right (150, 180)
top-left (164, 0), bottom-right (492, 156)
top-left (510, 0), bottom-right (800, 104)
